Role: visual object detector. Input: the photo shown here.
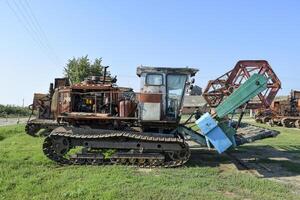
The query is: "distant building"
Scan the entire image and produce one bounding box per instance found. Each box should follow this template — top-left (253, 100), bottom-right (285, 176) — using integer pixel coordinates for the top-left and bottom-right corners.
top-left (189, 85), bottom-right (202, 96)
top-left (182, 95), bottom-right (208, 114)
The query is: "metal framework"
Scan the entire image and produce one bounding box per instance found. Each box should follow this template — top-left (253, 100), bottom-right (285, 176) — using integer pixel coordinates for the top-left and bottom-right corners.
top-left (203, 60), bottom-right (281, 109)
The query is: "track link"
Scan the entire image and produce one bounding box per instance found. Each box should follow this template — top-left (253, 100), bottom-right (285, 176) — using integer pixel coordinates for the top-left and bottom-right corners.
top-left (43, 127), bottom-right (190, 168)
top-left (25, 123), bottom-right (41, 137)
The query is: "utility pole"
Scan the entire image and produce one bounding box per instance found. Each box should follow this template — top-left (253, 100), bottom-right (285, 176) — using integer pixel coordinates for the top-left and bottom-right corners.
top-left (22, 98), bottom-right (24, 107)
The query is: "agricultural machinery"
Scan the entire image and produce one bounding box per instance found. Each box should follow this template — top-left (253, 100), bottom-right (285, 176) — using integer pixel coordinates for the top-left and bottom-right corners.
top-left (255, 90), bottom-right (300, 128)
top-left (26, 60), bottom-right (280, 167)
top-left (203, 60), bottom-right (281, 109)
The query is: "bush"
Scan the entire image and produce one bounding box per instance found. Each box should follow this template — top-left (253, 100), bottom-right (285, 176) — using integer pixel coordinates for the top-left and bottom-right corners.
top-left (0, 104), bottom-right (32, 117)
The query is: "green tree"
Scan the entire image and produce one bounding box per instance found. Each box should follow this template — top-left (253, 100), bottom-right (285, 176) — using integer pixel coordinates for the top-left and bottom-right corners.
top-left (90, 58), bottom-right (103, 76)
top-left (0, 104), bottom-right (31, 117)
top-left (64, 55), bottom-right (104, 84)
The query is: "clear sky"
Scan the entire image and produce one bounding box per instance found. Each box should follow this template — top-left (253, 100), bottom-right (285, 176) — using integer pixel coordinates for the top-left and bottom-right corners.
top-left (0, 0), bottom-right (299, 106)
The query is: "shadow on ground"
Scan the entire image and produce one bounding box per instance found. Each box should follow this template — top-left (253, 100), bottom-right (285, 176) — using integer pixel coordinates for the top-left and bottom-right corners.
top-left (187, 145), bottom-right (300, 179)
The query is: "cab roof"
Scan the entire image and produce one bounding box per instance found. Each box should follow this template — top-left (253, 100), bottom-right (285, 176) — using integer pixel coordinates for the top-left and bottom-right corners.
top-left (136, 66), bottom-right (199, 77)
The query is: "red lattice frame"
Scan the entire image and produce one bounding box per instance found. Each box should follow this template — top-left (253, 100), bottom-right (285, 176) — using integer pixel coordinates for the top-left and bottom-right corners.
top-left (203, 60), bottom-right (281, 109)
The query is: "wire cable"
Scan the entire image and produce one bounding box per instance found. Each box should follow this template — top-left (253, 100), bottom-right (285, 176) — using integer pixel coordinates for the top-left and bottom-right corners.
top-left (21, 0), bottom-right (62, 64)
top-left (6, 0), bottom-right (61, 66)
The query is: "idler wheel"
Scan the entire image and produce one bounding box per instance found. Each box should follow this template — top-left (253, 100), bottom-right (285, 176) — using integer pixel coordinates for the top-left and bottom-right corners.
top-left (25, 123), bottom-right (41, 136)
top-left (52, 136), bottom-right (70, 156)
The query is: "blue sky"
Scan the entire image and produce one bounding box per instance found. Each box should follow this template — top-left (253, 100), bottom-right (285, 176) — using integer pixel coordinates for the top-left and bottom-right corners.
top-left (0, 0), bottom-right (299, 105)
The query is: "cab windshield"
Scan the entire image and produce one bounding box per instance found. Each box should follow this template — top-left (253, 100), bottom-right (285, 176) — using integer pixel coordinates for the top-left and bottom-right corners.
top-left (166, 74), bottom-right (187, 118)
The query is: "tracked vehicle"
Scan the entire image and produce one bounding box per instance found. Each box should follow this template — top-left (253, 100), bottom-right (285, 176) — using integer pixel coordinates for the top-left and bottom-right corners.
top-left (27, 61), bottom-right (280, 167)
top-left (255, 90), bottom-right (300, 128)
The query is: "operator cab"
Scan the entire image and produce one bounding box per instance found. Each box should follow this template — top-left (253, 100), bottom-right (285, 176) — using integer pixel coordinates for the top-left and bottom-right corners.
top-left (137, 66), bottom-right (198, 129)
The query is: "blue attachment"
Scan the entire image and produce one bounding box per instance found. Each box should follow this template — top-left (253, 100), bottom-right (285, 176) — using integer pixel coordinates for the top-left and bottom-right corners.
top-left (196, 113), bottom-right (233, 153)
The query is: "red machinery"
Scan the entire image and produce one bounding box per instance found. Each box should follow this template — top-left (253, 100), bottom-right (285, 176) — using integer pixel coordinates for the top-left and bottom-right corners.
top-left (25, 63), bottom-right (280, 167)
top-left (256, 90), bottom-right (300, 128)
top-left (203, 60), bottom-right (281, 109)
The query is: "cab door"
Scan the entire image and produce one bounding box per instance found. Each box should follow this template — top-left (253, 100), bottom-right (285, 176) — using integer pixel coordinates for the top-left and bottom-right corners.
top-left (139, 73), bottom-right (164, 121)
top-left (166, 74), bottom-right (187, 119)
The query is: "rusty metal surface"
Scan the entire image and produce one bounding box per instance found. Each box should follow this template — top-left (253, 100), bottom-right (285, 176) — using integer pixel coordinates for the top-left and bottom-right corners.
top-left (255, 90), bottom-right (300, 128)
top-left (138, 93), bottom-right (162, 103)
top-left (70, 84), bottom-right (115, 90)
top-left (54, 78), bottom-right (69, 88)
top-left (119, 100), bottom-right (137, 117)
top-left (203, 60), bottom-right (281, 109)
top-left (293, 90), bottom-right (300, 99)
top-left (59, 112), bottom-right (137, 120)
top-left (32, 93), bottom-right (48, 110)
top-left (58, 90), bottom-right (71, 114)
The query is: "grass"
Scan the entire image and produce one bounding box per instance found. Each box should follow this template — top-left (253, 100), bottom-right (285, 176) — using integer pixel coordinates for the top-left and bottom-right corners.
top-left (247, 122), bottom-right (300, 147)
top-left (237, 121), bottom-right (300, 175)
top-left (253, 158), bottom-right (300, 174)
top-left (0, 115), bottom-right (30, 118)
top-left (0, 124), bottom-right (299, 200)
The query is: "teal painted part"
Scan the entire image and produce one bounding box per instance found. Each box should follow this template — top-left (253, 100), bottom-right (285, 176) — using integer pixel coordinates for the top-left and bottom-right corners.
top-left (216, 74), bottom-right (268, 118)
top-left (195, 113), bottom-right (233, 153)
top-left (195, 112), bottom-right (218, 134)
top-left (218, 121), bottom-right (237, 148)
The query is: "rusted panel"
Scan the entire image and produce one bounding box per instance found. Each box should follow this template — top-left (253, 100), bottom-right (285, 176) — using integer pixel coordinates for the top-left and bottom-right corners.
top-left (71, 84), bottom-right (114, 90)
top-left (55, 78), bottom-right (69, 88)
top-left (32, 93), bottom-right (52, 119)
top-left (138, 93), bottom-right (162, 103)
top-left (50, 90), bottom-right (59, 119)
top-left (32, 93), bottom-right (48, 110)
top-left (59, 112), bottom-right (137, 120)
top-left (119, 100), bottom-right (137, 117)
top-left (293, 90), bottom-right (300, 99)
top-left (58, 90), bottom-right (71, 114)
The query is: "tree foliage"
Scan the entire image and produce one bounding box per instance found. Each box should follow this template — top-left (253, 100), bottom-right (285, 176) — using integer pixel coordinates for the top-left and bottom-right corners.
top-left (64, 55), bottom-right (104, 84)
top-left (0, 104), bottom-right (31, 117)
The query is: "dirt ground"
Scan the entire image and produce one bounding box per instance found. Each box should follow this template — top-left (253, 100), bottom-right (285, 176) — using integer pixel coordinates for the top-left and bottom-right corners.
top-left (188, 146), bottom-right (300, 195)
top-left (228, 146), bottom-right (300, 194)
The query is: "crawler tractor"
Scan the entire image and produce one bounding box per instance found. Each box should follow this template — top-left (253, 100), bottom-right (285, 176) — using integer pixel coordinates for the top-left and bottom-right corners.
top-left (26, 61), bottom-right (280, 167)
top-left (255, 90), bottom-right (300, 128)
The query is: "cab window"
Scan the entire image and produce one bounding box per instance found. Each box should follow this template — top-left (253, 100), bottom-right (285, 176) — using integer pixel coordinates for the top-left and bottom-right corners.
top-left (166, 74), bottom-right (187, 118)
top-left (146, 74), bottom-right (163, 86)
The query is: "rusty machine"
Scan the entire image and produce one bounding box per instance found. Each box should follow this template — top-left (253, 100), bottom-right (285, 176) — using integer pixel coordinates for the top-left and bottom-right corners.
top-left (26, 62), bottom-right (280, 167)
top-left (203, 60), bottom-right (281, 109)
top-left (255, 90), bottom-right (300, 128)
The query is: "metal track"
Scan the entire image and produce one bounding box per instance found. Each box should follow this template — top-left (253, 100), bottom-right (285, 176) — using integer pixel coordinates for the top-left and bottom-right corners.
top-left (43, 127), bottom-right (190, 168)
top-left (25, 119), bottom-right (63, 137)
top-left (25, 123), bottom-right (41, 137)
